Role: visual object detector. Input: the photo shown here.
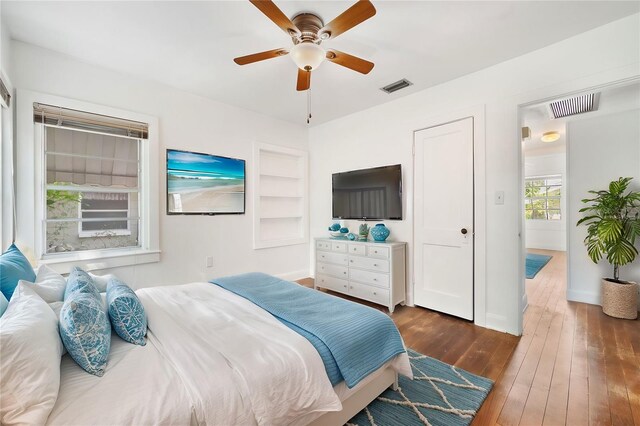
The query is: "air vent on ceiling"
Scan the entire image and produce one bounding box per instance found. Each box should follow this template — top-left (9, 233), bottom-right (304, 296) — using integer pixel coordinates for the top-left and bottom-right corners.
top-left (547, 93), bottom-right (599, 119)
top-left (380, 78), bottom-right (413, 94)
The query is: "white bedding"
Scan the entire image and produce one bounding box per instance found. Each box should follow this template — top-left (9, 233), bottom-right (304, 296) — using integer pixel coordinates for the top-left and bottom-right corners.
top-left (48, 282), bottom-right (409, 426)
top-left (47, 334), bottom-right (194, 425)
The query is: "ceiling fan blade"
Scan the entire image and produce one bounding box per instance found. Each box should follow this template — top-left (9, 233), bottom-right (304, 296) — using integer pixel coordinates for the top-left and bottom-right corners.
top-left (234, 48), bottom-right (289, 65)
top-left (249, 0), bottom-right (301, 37)
top-left (296, 68), bottom-right (311, 91)
top-left (318, 0), bottom-right (376, 40)
top-left (325, 49), bottom-right (374, 74)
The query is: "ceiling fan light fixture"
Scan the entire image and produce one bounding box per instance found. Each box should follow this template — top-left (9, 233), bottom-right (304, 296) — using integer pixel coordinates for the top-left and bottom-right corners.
top-left (541, 131), bottom-right (560, 143)
top-left (290, 42), bottom-right (325, 71)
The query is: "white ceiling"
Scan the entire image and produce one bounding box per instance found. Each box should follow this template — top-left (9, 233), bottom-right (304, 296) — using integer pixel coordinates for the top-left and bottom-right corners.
top-left (3, 1), bottom-right (639, 126)
top-left (522, 81), bottom-right (640, 155)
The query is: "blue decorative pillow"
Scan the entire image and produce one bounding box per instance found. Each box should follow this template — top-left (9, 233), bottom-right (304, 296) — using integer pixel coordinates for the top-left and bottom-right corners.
top-left (0, 244), bottom-right (36, 300)
top-left (0, 293), bottom-right (8, 317)
top-left (106, 278), bottom-right (147, 346)
top-left (64, 267), bottom-right (99, 300)
top-left (59, 292), bottom-right (111, 376)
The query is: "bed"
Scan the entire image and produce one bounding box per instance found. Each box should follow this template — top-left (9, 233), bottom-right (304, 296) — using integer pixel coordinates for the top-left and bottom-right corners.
top-left (46, 274), bottom-right (412, 425)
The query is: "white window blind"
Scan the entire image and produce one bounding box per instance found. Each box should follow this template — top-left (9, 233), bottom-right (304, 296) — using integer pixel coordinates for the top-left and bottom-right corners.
top-left (0, 78), bottom-right (10, 108)
top-left (34, 103), bottom-right (148, 139)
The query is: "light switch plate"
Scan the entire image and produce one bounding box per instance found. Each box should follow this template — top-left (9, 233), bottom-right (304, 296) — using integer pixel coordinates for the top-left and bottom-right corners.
top-left (495, 191), bottom-right (505, 205)
top-left (206, 256), bottom-right (214, 268)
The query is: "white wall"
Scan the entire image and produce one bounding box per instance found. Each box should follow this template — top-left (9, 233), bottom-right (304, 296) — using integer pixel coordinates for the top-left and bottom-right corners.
top-left (309, 14), bottom-right (640, 335)
top-left (568, 108), bottom-right (640, 306)
top-left (10, 41), bottom-right (310, 288)
top-left (1, 8), bottom-right (15, 250)
top-left (524, 153), bottom-right (567, 251)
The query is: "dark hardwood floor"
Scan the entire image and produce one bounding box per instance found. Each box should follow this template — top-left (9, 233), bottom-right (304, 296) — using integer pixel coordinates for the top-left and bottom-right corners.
top-left (298, 250), bottom-right (640, 425)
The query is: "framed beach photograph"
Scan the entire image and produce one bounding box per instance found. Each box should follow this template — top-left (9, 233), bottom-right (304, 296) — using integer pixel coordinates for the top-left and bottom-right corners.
top-left (166, 149), bottom-right (246, 215)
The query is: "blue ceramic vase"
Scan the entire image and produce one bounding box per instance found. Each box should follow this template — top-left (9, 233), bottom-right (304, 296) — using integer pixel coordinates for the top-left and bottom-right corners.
top-left (370, 224), bottom-right (390, 242)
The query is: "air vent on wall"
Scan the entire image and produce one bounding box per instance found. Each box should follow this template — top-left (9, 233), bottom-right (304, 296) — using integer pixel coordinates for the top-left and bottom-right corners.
top-left (380, 78), bottom-right (413, 94)
top-left (547, 93), bottom-right (599, 119)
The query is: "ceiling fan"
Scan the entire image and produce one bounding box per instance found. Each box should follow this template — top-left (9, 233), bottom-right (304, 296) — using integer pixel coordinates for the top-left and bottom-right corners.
top-left (234, 0), bottom-right (376, 92)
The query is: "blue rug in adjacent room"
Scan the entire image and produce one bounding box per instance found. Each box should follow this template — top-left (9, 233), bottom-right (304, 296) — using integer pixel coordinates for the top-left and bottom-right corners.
top-left (526, 253), bottom-right (552, 279)
top-left (347, 349), bottom-right (493, 426)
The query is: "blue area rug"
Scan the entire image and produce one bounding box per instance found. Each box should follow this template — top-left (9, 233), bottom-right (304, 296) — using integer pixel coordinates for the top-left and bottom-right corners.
top-left (526, 253), bottom-right (552, 279)
top-left (347, 349), bottom-right (493, 426)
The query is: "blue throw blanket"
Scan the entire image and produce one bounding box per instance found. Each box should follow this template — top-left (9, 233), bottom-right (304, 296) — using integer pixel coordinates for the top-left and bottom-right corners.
top-left (211, 272), bottom-right (405, 388)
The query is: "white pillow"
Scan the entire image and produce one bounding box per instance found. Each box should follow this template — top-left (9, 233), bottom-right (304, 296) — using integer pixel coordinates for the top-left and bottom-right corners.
top-left (89, 272), bottom-right (117, 292)
top-left (20, 264), bottom-right (67, 303)
top-left (0, 283), bottom-right (64, 425)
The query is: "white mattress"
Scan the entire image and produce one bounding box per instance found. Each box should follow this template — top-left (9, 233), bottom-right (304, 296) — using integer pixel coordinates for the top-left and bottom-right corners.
top-left (47, 282), bottom-right (409, 425)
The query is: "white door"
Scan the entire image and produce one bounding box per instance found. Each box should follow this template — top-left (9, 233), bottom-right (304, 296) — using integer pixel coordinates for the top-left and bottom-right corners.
top-left (414, 118), bottom-right (474, 320)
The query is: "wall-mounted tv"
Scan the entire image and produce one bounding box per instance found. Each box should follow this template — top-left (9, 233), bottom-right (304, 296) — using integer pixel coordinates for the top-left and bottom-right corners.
top-left (332, 164), bottom-right (402, 220)
top-left (166, 149), bottom-right (245, 215)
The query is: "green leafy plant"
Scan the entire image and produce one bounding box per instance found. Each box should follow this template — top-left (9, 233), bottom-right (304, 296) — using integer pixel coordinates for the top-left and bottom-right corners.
top-left (577, 177), bottom-right (640, 282)
top-left (46, 188), bottom-right (81, 208)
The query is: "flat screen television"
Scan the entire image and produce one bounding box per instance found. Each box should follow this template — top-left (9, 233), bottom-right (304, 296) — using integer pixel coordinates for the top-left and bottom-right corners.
top-left (166, 149), bottom-right (245, 215)
top-left (332, 164), bottom-right (402, 220)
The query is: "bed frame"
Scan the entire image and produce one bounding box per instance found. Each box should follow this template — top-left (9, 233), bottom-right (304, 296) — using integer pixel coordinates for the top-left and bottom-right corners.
top-left (307, 366), bottom-right (398, 426)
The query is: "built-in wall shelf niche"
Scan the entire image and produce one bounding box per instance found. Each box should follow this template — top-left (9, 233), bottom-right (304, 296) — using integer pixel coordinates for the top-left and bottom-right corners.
top-left (253, 143), bottom-right (308, 249)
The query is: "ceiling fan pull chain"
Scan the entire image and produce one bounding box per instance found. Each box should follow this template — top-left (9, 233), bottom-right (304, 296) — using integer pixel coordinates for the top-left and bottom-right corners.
top-left (307, 88), bottom-right (312, 124)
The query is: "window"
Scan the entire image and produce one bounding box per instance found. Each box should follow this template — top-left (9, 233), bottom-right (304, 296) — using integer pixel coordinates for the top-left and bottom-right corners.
top-left (37, 104), bottom-right (145, 254)
top-left (525, 175), bottom-right (562, 220)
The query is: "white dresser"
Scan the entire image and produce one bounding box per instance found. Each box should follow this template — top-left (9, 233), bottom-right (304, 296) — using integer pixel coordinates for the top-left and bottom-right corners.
top-left (314, 238), bottom-right (406, 313)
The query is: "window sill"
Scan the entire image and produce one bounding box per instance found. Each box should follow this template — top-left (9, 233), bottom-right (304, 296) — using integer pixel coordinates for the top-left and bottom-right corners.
top-left (39, 248), bottom-right (160, 274)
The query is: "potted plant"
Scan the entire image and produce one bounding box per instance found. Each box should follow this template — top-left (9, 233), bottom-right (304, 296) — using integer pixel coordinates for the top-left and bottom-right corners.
top-left (577, 177), bottom-right (640, 319)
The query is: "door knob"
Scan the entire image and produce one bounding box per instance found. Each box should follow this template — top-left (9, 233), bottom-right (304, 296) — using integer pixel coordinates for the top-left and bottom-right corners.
top-left (461, 228), bottom-right (468, 235)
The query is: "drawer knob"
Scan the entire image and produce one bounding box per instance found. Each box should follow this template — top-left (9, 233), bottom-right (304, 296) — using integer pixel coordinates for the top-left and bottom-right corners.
top-left (374, 251), bottom-right (378, 254)
top-left (350, 260), bottom-right (354, 263)
top-left (373, 263), bottom-right (378, 267)
top-left (343, 285), bottom-right (347, 288)
top-left (343, 272), bottom-right (346, 275)
top-left (350, 286), bottom-right (353, 289)
top-left (373, 278), bottom-right (377, 281)
top-left (373, 292), bottom-right (377, 295)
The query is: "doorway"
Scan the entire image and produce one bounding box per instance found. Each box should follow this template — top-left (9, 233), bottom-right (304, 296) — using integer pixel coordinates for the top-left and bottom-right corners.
top-left (414, 117), bottom-right (474, 320)
top-left (519, 79), bottom-right (640, 310)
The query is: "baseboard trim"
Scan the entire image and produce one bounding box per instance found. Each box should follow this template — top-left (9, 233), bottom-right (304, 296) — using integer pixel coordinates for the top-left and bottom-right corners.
top-left (567, 289), bottom-right (601, 306)
top-left (277, 270), bottom-right (310, 282)
top-left (485, 313), bottom-right (512, 334)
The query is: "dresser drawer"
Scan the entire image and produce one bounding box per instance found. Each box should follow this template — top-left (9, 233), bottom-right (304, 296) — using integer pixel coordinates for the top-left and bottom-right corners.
top-left (316, 274), bottom-right (349, 294)
top-left (331, 241), bottom-right (348, 252)
top-left (348, 244), bottom-right (366, 256)
top-left (316, 240), bottom-right (331, 251)
top-left (367, 245), bottom-right (390, 259)
top-left (349, 282), bottom-right (389, 305)
top-left (316, 262), bottom-right (349, 279)
top-left (349, 268), bottom-right (390, 288)
top-left (317, 251), bottom-right (348, 266)
top-left (349, 256), bottom-right (390, 273)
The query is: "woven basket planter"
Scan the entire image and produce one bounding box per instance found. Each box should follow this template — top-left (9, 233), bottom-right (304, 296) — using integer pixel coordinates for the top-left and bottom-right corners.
top-left (601, 279), bottom-right (638, 320)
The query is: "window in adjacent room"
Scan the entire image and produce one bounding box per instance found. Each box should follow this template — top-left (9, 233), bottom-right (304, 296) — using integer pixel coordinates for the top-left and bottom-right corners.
top-left (524, 175), bottom-right (562, 220)
top-left (36, 104), bottom-right (147, 254)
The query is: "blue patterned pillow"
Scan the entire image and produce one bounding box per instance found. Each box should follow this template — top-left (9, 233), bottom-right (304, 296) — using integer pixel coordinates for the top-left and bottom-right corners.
top-left (59, 292), bottom-right (111, 376)
top-left (106, 278), bottom-right (147, 346)
top-left (64, 267), bottom-right (99, 300)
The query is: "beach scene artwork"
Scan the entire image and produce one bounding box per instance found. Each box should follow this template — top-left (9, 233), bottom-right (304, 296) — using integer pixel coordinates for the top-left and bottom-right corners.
top-left (167, 149), bottom-right (245, 214)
